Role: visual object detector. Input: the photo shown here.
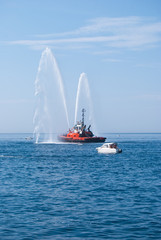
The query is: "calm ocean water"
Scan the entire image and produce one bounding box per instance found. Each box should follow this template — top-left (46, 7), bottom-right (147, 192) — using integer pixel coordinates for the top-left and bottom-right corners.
top-left (0, 133), bottom-right (161, 239)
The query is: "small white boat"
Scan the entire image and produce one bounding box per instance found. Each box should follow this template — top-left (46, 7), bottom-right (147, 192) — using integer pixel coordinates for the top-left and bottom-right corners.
top-left (25, 137), bottom-right (33, 141)
top-left (96, 142), bottom-right (122, 154)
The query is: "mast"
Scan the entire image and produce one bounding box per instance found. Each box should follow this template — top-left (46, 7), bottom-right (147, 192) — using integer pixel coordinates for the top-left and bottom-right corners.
top-left (82, 108), bottom-right (86, 126)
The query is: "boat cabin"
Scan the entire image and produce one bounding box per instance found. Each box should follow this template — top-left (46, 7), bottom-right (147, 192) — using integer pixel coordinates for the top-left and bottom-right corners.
top-left (101, 143), bottom-right (118, 149)
top-left (74, 121), bottom-right (82, 132)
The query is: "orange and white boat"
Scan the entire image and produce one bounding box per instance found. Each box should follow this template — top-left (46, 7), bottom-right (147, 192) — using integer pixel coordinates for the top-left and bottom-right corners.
top-left (58, 109), bottom-right (106, 143)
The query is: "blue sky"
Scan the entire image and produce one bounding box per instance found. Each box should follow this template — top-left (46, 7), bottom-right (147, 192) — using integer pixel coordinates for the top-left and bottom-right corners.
top-left (0, 0), bottom-right (161, 133)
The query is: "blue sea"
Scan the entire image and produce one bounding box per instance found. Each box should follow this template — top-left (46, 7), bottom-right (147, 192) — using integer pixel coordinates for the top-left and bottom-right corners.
top-left (0, 133), bottom-right (161, 239)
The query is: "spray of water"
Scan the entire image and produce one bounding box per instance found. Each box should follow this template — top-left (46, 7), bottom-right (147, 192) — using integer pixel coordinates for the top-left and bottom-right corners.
top-left (74, 72), bottom-right (97, 134)
top-left (33, 48), bottom-right (69, 143)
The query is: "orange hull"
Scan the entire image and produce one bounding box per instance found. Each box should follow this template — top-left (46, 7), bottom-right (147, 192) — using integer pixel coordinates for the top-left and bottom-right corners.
top-left (58, 134), bottom-right (106, 143)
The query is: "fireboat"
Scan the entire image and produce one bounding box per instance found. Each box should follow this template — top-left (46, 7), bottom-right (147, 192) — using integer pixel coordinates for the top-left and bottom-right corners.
top-left (58, 109), bottom-right (106, 143)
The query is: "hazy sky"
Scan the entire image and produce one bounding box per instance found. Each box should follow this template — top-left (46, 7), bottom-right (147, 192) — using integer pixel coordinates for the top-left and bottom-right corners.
top-left (0, 0), bottom-right (161, 133)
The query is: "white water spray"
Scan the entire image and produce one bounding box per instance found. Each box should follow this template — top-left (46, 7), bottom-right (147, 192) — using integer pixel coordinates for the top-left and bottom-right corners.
top-left (74, 72), bottom-right (97, 134)
top-left (33, 48), bottom-right (69, 143)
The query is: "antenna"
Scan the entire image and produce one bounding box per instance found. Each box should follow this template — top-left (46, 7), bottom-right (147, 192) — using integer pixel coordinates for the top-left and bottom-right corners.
top-left (82, 108), bottom-right (86, 126)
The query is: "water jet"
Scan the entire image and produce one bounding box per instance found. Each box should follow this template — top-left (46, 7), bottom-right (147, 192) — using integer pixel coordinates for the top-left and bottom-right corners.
top-left (33, 48), bottom-right (69, 143)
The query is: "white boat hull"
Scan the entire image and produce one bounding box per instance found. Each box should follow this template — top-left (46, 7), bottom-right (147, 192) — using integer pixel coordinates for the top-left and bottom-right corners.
top-left (97, 148), bottom-right (119, 154)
